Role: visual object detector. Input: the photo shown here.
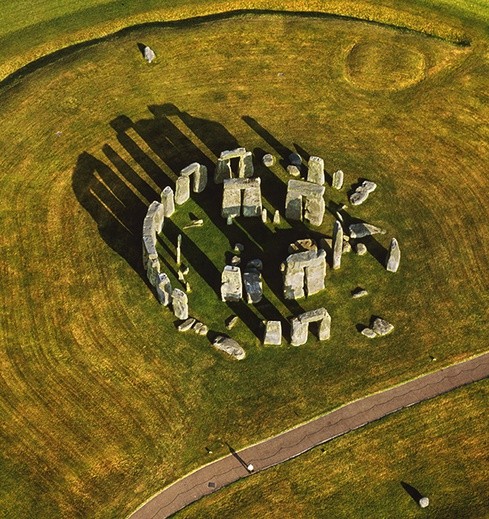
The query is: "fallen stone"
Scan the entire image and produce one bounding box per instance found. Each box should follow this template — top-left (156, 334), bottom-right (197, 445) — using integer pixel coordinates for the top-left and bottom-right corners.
top-left (178, 318), bottom-right (196, 332)
top-left (352, 287), bottom-right (368, 298)
top-left (193, 322), bottom-right (204, 334)
top-left (288, 239), bottom-right (317, 254)
top-left (144, 46), bottom-right (156, 63)
top-left (289, 152), bottom-right (302, 167)
top-left (226, 315), bottom-right (239, 329)
top-left (231, 255), bottom-right (241, 266)
top-left (343, 241), bottom-right (352, 253)
top-left (361, 328), bottom-right (377, 338)
top-left (247, 259), bottom-right (263, 271)
top-left (287, 165), bottom-right (301, 177)
top-left (349, 223), bottom-right (386, 239)
top-left (183, 219), bottom-right (204, 229)
top-left (221, 265), bottom-right (242, 302)
top-left (386, 237), bottom-right (401, 272)
top-left (333, 220), bottom-right (343, 270)
top-left (349, 180), bottom-right (377, 206)
top-left (263, 321), bottom-right (282, 345)
top-left (234, 243), bottom-right (244, 253)
top-left (355, 243), bottom-right (368, 255)
top-left (197, 324), bottom-right (208, 336)
top-left (213, 336), bottom-right (246, 360)
top-left (263, 154), bottom-right (275, 167)
top-left (332, 170), bottom-right (344, 190)
top-left (372, 318), bottom-right (394, 336)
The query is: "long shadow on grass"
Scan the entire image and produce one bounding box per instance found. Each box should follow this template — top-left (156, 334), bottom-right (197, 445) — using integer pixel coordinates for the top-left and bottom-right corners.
top-left (74, 105), bottom-right (294, 336)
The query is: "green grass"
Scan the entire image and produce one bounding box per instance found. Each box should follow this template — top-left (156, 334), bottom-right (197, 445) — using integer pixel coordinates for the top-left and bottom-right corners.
top-left (0, 2), bottom-right (487, 518)
top-left (175, 379), bottom-right (489, 518)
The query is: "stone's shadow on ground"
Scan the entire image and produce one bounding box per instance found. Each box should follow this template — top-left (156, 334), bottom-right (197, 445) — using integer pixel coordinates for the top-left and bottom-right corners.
top-left (74, 104), bottom-right (332, 337)
top-left (400, 481), bottom-right (424, 504)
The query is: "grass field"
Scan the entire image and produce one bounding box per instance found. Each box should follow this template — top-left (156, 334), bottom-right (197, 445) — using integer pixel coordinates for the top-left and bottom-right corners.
top-left (0, 1), bottom-right (488, 518)
top-left (176, 379), bottom-right (489, 518)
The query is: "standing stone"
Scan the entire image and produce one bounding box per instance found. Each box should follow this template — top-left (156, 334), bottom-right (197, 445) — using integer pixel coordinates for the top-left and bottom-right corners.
top-left (304, 194), bottom-right (325, 226)
top-left (289, 152), bottom-right (302, 167)
top-left (146, 257), bottom-right (160, 287)
top-left (386, 238), bottom-right (401, 272)
top-left (273, 210), bottom-right (281, 225)
top-left (261, 208), bottom-right (268, 223)
top-left (176, 234), bottom-right (182, 266)
top-left (243, 269), bottom-right (263, 304)
top-left (299, 308), bottom-right (331, 341)
top-left (419, 497), bottom-right (430, 508)
top-left (222, 183), bottom-right (242, 218)
top-left (307, 156), bottom-right (325, 185)
top-left (263, 321), bottom-right (282, 345)
top-left (355, 243), bottom-right (368, 256)
top-left (262, 154), bottom-right (275, 167)
top-left (215, 158), bottom-right (232, 183)
top-left (239, 152), bottom-right (254, 178)
top-left (226, 215), bottom-right (234, 225)
top-left (332, 170), bottom-right (344, 190)
top-left (290, 318), bottom-right (309, 346)
top-left (161, 186), bottom-right (175, 217)
top-left (156, 273), bottom-right (172, 305)
top-left (175, 176), bottom-right (190, 205)
top-left (144, 46), bottom-right (156, 63)
top-left (221, 266), bottom-right (242, 302)
top-left (286, 180), bottom-right (325, 226)
top-left (242, 179), bottom-right (262, 217)
top-left (194, 164), bottom-right (208, 193)
top-left (172, 288), bottom-right (188, 320)
top-left (283, 249), bottom-right (326, 299)
top-left (287, 165), bottom-right (301, 177)
top-left (178, 318), bottom-right (196, 332)
top-left (332, 220), bottom-right (343, 270)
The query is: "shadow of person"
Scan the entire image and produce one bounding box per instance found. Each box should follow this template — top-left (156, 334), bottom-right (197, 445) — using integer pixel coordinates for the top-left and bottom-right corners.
top-left (400, 481), bottom-right (424, 504)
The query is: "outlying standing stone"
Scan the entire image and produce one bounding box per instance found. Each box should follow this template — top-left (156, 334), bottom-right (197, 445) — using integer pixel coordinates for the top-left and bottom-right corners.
top-left (263, 321), bottom-right (282, 345)
top-left (386, 238), bottom-right (401, 272)
top-left (144, 46), bottom-right (156, 63)
top-left (172, 288), bottom-right (188, 320)
top-left (213, 336), bottom-right (246, 360)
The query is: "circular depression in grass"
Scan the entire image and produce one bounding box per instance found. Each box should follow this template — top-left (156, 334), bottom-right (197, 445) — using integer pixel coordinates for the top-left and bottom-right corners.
top-left (345, 41), bottom-right (426, 91)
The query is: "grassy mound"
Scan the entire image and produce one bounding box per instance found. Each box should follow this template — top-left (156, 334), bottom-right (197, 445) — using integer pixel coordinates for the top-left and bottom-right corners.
top-left (0, 6), bottom-right (487, 519)
top-left (345, 41), bottom-right (426, 91)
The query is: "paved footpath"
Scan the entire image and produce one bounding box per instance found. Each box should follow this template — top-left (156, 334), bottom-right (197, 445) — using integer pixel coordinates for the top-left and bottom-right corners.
top-left (130, 352), bottom-right (489, 519)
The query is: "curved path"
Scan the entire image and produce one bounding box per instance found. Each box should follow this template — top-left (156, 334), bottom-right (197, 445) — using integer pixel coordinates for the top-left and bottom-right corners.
top-left (130, 352), bottom-right (489, 518)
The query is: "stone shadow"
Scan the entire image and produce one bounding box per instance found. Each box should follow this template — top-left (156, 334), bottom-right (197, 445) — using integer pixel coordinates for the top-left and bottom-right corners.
top-left (400, 481), bottom-right (424, 504)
